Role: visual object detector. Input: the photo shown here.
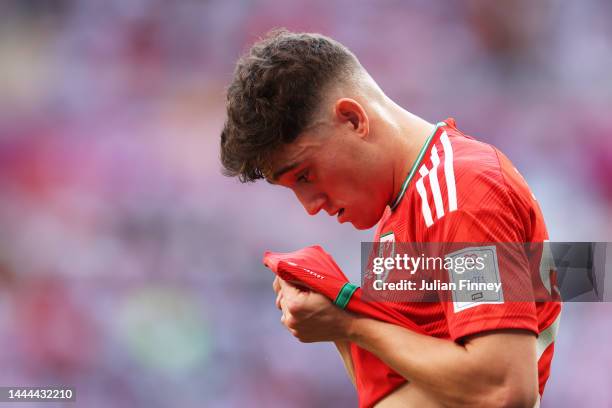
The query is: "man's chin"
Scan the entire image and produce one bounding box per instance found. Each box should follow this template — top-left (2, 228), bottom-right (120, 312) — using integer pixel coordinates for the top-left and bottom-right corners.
top-left (350, 217), bottom-right (379, 230)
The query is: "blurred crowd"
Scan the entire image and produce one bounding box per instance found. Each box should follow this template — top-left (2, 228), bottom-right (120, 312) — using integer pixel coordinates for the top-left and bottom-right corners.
top-left (0, 0), bottom-right (611, 407)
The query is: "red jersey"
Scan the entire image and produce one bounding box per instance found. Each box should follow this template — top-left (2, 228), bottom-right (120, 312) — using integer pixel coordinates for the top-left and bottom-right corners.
top-left (351, 118), bottom-right (561, 407)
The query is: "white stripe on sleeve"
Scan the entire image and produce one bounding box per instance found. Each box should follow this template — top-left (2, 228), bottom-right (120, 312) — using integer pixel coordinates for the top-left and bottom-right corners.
top-left (429, 145), bottom-right (445, 219)
top-left (440, 132), bottom-right (457, 212)
top-left (416, 176), bottom-right (434, 227)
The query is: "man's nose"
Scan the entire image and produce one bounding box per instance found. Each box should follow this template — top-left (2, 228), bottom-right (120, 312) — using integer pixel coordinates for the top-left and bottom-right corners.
top-left (296, 191), bottom-right (326, 216)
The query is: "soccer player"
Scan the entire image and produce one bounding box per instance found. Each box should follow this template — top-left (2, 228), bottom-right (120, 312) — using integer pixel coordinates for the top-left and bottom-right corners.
top-left (220, 30), bottom-right (561, 407)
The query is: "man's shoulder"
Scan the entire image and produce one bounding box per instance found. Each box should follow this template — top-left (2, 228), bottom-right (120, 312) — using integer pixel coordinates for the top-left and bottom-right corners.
top-left (409, 122), bottom-right (509, 205)
top-left (442, 127), bottom-right (536, 213)
top-left (389, 120), bottom-right (527, 235)
top-left (443, 124), bottom-right (504, 179)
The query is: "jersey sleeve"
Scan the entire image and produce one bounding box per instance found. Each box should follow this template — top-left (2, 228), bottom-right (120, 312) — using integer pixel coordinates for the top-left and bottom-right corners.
top-left (422, 168), bottom-right (539, 342)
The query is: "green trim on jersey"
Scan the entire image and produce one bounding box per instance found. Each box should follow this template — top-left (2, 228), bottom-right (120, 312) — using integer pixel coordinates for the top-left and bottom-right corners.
top-left (390, 121), bottom-right (446, 210)
top-left (379, 231), bottom-right (394, 239)
top-left (334, 282), bottom-right (358, 309)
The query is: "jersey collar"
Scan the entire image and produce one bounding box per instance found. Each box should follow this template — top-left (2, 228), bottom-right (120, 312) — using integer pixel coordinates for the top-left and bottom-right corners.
top-left (390, 121), bottom-right (446, 210)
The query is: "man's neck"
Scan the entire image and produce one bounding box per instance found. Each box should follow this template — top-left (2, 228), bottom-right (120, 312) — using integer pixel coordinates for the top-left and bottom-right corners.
top-left (387, 110), bottom-right (435, 207)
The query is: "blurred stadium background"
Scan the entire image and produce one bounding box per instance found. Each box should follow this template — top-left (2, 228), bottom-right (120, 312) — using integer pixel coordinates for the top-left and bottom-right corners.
top-left (0, 0), bottom-right (611, 407)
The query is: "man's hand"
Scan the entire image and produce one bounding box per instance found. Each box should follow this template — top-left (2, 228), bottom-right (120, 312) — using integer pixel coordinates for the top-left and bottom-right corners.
top-left (272, 276), bottom-right (354, 343)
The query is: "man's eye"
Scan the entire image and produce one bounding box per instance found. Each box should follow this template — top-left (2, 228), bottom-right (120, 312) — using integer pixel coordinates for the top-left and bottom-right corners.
top-left (296, 171), bottom-right (310, 183)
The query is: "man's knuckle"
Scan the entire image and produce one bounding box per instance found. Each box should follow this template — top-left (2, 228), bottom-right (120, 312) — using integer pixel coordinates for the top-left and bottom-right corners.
top-left (285, 315), bottom-right (297, 329)
top-left (286, 300), bottom-right (302, 315)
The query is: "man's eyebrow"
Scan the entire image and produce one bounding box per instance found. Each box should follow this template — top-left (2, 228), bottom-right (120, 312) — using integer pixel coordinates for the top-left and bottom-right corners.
top-left (270, 161), bottom-right (302, 182)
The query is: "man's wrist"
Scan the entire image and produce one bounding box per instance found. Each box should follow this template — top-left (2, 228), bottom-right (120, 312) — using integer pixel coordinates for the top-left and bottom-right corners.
top-left (344, 314), bottom-right (365, 344)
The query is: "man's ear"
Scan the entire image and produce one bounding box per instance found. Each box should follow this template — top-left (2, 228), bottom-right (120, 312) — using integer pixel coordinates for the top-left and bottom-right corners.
top-left (334, 98), bottom-right (369, 138)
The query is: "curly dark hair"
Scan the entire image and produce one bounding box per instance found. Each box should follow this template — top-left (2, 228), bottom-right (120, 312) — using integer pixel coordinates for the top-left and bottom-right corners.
top-left (220, 29), bottom-right (359, 182)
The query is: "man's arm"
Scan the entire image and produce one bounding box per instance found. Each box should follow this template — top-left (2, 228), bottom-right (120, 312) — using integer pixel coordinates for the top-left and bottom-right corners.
top-left (348, 316), bottom-right (538, 407)
top-left (276, 279), bottom-right (539, 408)
top-left (334, 340), bottom-right (356, 388)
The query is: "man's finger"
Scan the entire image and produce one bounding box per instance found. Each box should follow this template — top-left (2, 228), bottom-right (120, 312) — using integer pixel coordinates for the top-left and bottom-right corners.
top-left (278, 277), bottom-right (303, 297)
top-left (275, 291), bottom-right (283, 310)
top-left (272, 276), bottom-right (281, 294)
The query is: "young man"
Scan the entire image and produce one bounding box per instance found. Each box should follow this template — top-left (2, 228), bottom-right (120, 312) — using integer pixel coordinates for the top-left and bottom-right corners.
top-left (220, 30), bottom-right (561, 407)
